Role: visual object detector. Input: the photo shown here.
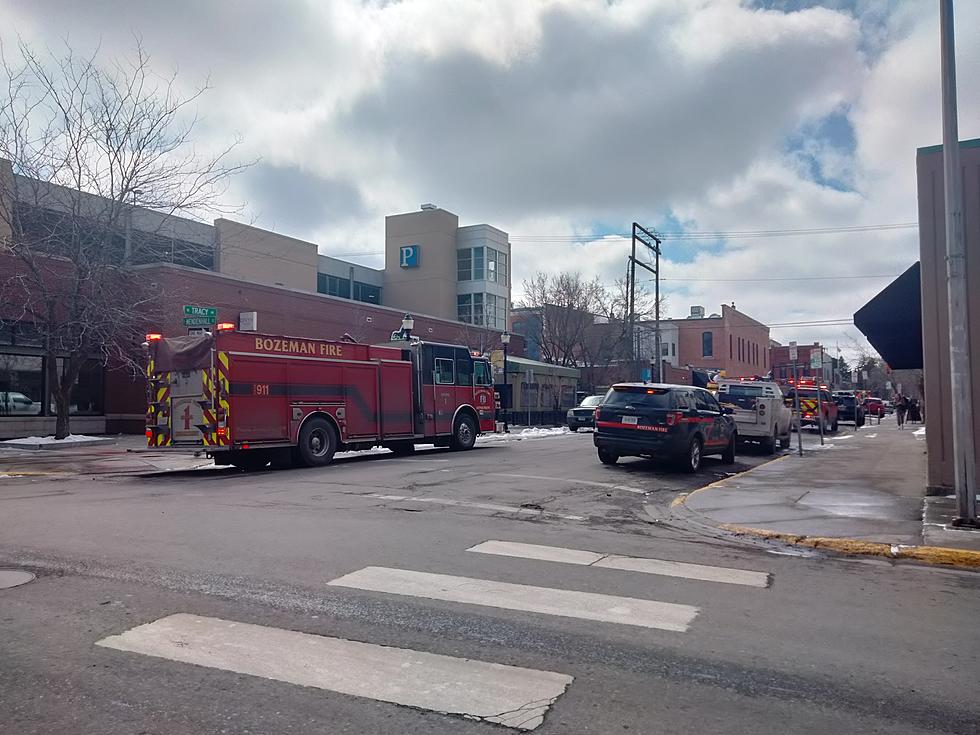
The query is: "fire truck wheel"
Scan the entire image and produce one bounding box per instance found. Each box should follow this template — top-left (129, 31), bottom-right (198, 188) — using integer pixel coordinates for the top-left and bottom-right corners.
top-left (830, 417), bottom-right (839, 433)
top-left (450, 414), bottom-right (477, 451)
top-left (298, 417), bottom-right (337, 467)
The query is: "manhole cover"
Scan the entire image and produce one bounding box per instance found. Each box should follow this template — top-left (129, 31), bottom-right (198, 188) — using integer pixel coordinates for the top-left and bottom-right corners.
top-left (0, 570), bottom-right (35, 589)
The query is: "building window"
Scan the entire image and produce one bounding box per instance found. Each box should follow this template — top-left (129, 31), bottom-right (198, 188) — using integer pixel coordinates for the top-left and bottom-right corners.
top-left (702, 331), bottom-right (713, 358)
top-left (0, 354), bottom-right (44, 416)
top-left (457, 294), bottom-right (472, 323)
top-left (434, 358), bottom-right (455, 385)
top-left (471, 246), bottom-right (484, 280)
top-left (54, 358), bottom-right (104, 415)
top-left (671, 343), bottom-right (676, 357)
top-left (317, 273), bottom-right (351, 299)
top-left (352, 281), bottom-right (381, 304)
top-left (661, 344), bottom-right (669, 357)
top-left (457, 249), bottom-right (472, 281)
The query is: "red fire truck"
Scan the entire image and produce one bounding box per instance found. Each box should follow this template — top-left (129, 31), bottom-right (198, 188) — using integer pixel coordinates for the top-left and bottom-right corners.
top-left (144, 324), bottom-right (496, 469)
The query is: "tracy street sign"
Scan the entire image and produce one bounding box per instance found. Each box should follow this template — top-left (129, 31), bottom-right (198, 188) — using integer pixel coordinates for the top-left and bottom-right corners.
top-left (184, 305), bottom-right (217, 319)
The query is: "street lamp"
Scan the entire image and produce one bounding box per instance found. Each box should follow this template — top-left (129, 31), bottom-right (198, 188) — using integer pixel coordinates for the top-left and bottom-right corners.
top-left (501, 331), bottom-right (511, 433)
top-left (401, 313), bottom-right (414, 340)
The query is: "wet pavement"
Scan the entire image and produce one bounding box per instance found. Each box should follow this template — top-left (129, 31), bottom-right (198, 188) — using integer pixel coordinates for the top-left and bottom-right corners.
top-left (678, 417), bottom-right (980, 550)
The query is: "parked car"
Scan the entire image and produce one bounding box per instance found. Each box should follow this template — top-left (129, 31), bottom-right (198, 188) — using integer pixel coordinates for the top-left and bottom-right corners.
top-left (834, 393), bottom-right (865, 427)
top-left (566, 394), bottom-right (604, 431)
top-left (0, 391), bottom-right (39, 415)
top-left (865, 397), bottom-right (886, 417)
top-left (717, 379), bottom-right (792, 454)
top-left (593, 383), bottom-right (736, 472)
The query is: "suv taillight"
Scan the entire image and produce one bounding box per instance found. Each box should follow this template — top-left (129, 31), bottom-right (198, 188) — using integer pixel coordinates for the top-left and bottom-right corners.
top-left (594, 408), bottom-right (604, 421)
top-left (666, 411), bottom-right (682, 426)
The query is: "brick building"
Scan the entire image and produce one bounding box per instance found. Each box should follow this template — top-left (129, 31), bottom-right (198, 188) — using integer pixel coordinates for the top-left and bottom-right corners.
top-left (670, 304), bottom-right (770, 377)
top-left (770, 342), bottom-right (835, 385)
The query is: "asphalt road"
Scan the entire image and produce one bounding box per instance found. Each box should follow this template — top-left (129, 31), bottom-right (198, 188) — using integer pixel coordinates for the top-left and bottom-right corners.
top-left (1, 429), bottom-right (977, 734)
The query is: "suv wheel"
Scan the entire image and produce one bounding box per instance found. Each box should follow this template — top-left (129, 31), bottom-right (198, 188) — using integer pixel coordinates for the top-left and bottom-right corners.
top-left (597, 448), bottom-right (618, 465)
top-left (722, 435), bottom-right (736, 464)
top-left (683, 437), bottom-right (703, 473)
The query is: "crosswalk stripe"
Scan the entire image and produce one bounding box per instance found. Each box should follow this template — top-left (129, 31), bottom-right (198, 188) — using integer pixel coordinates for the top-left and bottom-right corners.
top-left (96, 613), bottom-right (572, 731)
top-left (467, 540), bottom-right (771, 588)
top-left (328, 567), bottom-right (699, 632)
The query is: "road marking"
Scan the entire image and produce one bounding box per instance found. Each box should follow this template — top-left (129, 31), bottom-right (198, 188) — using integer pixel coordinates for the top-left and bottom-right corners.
top-left (492, 473), bottom-right (646, 495)
top-left (865, 433), bottom-right (878, 438)
top-left (97, 613), bottom-right (571, 731)
top-left (328, 567), bottom-right (698, 632)
top-left (363, 493), bottom-right (586, 522)
top-left (468, 540), bottom-right (770, 588)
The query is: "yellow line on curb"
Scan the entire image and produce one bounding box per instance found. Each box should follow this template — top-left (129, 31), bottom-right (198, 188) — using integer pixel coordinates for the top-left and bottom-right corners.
top-left (721, 524), bottom-right (980, 568)
top-left (671, 453), bottom-right (980, 569)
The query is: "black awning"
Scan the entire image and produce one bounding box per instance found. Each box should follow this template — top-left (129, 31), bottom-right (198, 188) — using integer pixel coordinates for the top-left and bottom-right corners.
top-left (853, 262), bottom-right (923, 369)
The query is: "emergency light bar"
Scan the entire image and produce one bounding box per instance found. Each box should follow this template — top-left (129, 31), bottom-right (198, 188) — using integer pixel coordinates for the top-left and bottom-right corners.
top-left (215, 322), bottom-right (236, 332)
top-left (145, 333), bottom-right (162, 341)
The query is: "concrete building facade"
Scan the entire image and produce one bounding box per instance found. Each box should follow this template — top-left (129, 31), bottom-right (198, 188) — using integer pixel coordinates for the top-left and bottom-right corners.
top-left (917, 138), bottom-right (980, 493)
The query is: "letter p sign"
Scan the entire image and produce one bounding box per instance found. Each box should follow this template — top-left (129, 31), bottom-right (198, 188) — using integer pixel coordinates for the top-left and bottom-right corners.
top-left (399, 244), bottom-right (419, 268)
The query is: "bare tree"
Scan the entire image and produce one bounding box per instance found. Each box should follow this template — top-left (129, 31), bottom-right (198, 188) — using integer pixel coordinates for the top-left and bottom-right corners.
top-left (0, 41), bottom-right (248, 438)
top-left (519, 272), bottom-right (607, 367)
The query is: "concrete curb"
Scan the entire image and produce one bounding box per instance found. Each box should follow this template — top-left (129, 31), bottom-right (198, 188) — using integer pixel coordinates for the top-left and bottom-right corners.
top-left (671, 455), bottom-right (980, 569)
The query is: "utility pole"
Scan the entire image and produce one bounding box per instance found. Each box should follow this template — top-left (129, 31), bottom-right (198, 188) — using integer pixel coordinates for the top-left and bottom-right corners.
top-left (628, 223), bottom-right (663, 381)
top-left (940, 0), bottom-right (977, 525)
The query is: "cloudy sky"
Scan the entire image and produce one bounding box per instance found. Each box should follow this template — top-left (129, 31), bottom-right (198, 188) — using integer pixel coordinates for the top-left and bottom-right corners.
top-left (2, 0), bottom-right (978, 361)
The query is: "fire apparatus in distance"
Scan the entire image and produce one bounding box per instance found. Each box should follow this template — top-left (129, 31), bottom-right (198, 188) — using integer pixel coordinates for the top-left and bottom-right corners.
top-left (145, 325), bottom-right (496, 470)
top-left (781, 378), bottom-right (839, 433)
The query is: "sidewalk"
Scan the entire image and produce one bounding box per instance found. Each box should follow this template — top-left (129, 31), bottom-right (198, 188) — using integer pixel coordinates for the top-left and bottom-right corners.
top-left (0, 434), bottom-right (213, 476)
top-left (673, 416), bottom-right (980, 562)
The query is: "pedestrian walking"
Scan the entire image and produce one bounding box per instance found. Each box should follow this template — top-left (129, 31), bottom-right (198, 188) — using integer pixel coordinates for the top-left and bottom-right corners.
top-left (895, 394), bottom-right (907, 429)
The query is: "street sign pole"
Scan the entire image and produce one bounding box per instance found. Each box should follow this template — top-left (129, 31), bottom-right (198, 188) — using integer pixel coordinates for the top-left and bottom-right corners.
top-left (816, 373), bottom-right (825, 446)
top-left (790, 342), bottom-right (803, 456)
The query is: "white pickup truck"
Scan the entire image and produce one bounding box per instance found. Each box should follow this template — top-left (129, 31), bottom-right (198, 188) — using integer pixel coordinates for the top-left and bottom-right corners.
top-left (716, 380), bottom-right (792, 454)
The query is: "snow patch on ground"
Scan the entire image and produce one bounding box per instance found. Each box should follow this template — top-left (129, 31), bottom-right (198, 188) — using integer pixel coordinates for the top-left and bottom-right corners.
top-left (913, 427), bottom-right (926, 437)
top-left (0, 434), bottom-right (105, 446)
top-left (479, 427), bottom-right (570, 443)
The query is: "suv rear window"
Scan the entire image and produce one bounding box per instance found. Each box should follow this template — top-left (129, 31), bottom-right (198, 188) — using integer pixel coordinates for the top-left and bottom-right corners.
top-left (604, 387), bottom-right (673, 409)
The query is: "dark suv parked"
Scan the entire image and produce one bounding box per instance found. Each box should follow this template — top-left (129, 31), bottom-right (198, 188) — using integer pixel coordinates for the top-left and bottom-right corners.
top-left (567, 395), bottom-right (604, 431)
top-left (834, 393), bottom-right (865, 427)
top-left (593, 383), bottom-right (737, 472)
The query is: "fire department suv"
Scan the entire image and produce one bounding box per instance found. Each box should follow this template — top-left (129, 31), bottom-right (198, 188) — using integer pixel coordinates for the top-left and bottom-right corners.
top-left (144, 327), bottom-right (496, 469)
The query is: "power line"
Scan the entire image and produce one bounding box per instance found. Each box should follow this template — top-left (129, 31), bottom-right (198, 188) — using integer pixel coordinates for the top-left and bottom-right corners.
top-left (326, 221), bottom-right (918, 258)
top-left (653, 274), bottom-right (900, 283)
top-left (509, 222), bottom-right (918, 242)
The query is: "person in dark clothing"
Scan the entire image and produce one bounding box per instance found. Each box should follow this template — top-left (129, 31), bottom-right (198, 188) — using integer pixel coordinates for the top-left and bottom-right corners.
top-left (895, 394), bottom-right (908, 429)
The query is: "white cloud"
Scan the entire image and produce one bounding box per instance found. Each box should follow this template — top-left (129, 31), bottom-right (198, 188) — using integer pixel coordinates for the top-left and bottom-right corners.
top-left (1, 0), bottom-right (977, 363)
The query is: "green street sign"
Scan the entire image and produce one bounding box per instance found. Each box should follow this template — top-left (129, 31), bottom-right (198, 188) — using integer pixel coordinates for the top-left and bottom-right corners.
top-left (183, 316), bottom-right (215, 327)
top-left (183, 305), bottom-right (217, 318)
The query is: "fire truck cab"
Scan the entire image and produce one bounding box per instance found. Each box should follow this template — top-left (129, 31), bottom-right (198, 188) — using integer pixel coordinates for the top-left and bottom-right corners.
top-left (145, 326), bottom-right (496, 470)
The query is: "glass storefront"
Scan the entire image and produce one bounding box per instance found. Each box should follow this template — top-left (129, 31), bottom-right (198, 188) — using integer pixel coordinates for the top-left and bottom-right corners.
top-left (0, 355), bottom-right (44, 416)
top-left (0, 350), bottom-right (104, 418)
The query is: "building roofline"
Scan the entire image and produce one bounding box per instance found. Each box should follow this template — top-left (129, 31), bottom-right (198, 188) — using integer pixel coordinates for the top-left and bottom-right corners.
top-left (917, 137), bottom-right (980, 155)
top-left (130, 262), bottom-right (500, 331)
